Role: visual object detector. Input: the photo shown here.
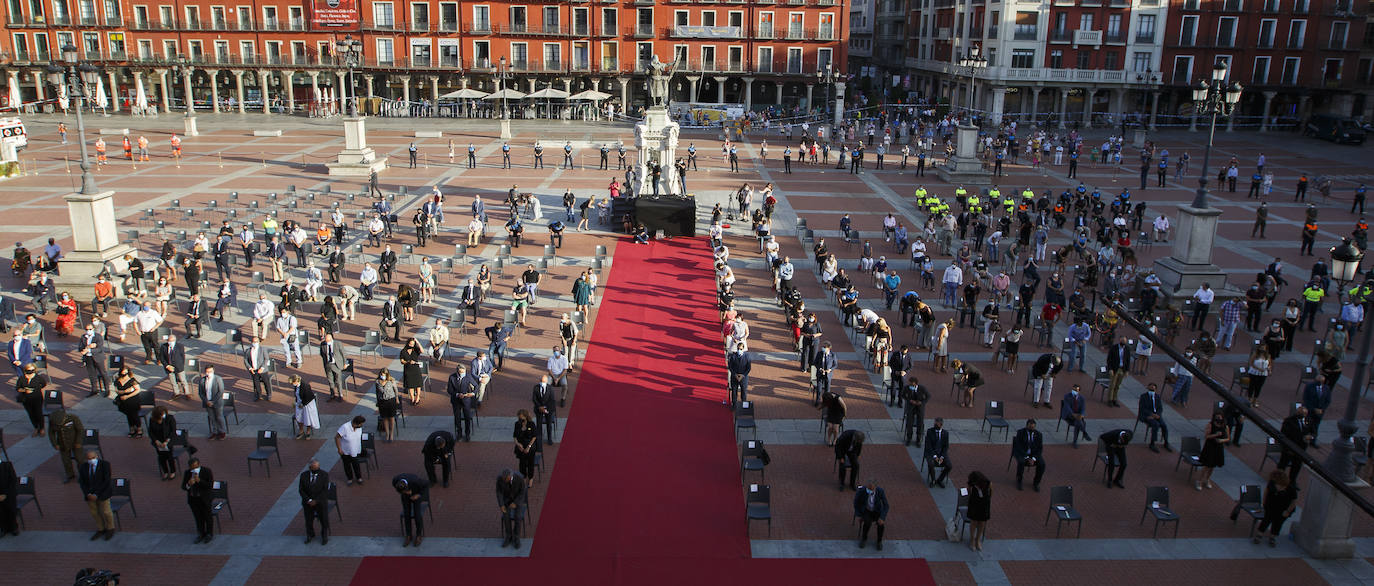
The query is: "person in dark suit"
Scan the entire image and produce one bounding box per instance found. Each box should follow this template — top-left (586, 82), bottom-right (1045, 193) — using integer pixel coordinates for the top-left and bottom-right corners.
top-left (78, 323), bottom-right (109, 397)
top-left (78, 449), bottom-right (115, 540)
top-left (1012, 419), bottom-right (1045, 491)
top-left (460, 280), bottom-right (480, 324)
top-left (727, 345), bottom-right (751, 407)
top-left (923, 418), bottom-right (952, 487)
top-left (320, 332), bottom-right (348, 401)
top-left (902, 377), bottom-right (930, 446)
top-left (834, 429), bottom-right (866, 490)
top-left (811, 341), bottom-right (838, 406)
top-left (0, 456), bottom-right (18, 536)
top-left (158, 333), bottom-right (189, 400)
top-left (853, 480), bottom-right (889, 550)
top-left (380, 296), bottom-right (401, 342)
top-left (1137, 383), bottom-right (1172, 452)
top-left (445, 366), bottom-right (478, 441)
top-left (1059, 384), bottom-right (1088, 446)
top-left (532, 375), bottom-right (557, 446)
top-left (379, 246), bottom-right (397, 284)
top-left (421, 430), bottom-right (455, 488)
top-left (6, 330), bottom-right (33, 376)
top-left (185, 294), bottom-right (204, 338)
top-left (1279, 406), bottom-right (1314, 483)
top-left (298, 459), bottom-right (330, 544)
top-left (182, 457), bottom-right (215, 543)
top-left (393, 473), bottom-right (430, 547)
top-left (497, 468), bottom-right (527, 548)
top-left (327, 247), bottom-right (345, 283)
top-left (1100, 428), bottom-right (1133, 488)
top-left (1105, 336), bottom-right (1131, 406)
top-left (888, 345), bottom-right (911, 406)
top-left (1302, 375), bottom-right (1333, 444)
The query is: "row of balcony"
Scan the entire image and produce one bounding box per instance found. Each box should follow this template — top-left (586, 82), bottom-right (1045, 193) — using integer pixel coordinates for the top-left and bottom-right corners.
top-left (906, 57), bottom-right (1131, 84)
top-left (128, 19), bottom-right (307, 32)
top-left (1175, 37), bottom-right (1357, 51)
top-left (663, 0), bottom-right (838, 5)
top-left (5, 15), bottom-right (124, 27)
top-left (1047, 29), bottom-right (1156, 45)
top-left (663, 25), bottom-right (837, 41)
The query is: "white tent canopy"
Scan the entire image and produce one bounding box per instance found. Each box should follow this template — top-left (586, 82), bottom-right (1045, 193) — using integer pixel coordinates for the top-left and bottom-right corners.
top-left (570, 90), bottom-right (613, 101)
top-left (94, 77), bottom-right (108, 109)
top-left (440, 88), bottom-right (490, 99)
top-left (527, 87), bottom-right (570, 99)
top-left (484, 88), bottom-right (527, 101)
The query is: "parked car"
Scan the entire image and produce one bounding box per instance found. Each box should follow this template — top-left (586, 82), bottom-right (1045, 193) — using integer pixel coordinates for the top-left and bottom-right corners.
top-left (1304, 114), bottom-right (1367, 145)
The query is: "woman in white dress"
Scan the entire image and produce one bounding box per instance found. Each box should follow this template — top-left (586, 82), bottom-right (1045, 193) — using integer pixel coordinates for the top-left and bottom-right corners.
top-left (820, 254), bottom-right (839, 285)
top-left (933, 318), bottom-right (953, 372)
top-left (292, 374), bottom-right (319, 439)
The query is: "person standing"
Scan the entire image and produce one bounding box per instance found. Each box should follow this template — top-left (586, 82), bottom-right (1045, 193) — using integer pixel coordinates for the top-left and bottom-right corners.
top-left (727, 344), bottom-right (751, 408)
top-left (79, 449), bottom-right (116, 541)
top-left (1195, 410), bottom-right (1230, 491)
top-left (48, 407), bottom-right (84, 482)
top-left (291, 375), bottom-right (319, 440)
top-left (16, 364), bottom-right (47, 436)
top-left (421, 430), bottom-right (455, 488)
top-left (393, 473), bottom-right (429, 547)
top-left (147, 406), bottom-right (178, 480)
top-left (446, 365), bottom-right (478, 441)
top-left (182, 457), bottom-right (215, 543)
top-left (320, 332), bottom-right (348, 401)
top-left (298, 459), bottom-right (330, 545)
top-left (853, 479), bottom-right (889, 550)
top-left (834, 429), bottom-right (866, 491)
top-left (902, 377), bottom-right (930, 447)
top-left (243, 335), bottom-right (271, 401)
top-left (199, 365), bottom-right (227, 440)
top-left (158, 333), bottom-right (189, 400)
top-left (1190, 283), bottom-right (1215, 330)
top-left (0, 453), bottom-right (17, 536)
top-left (966, 471), bottom-right (991, 551)
top-left (514, 410), bottom-right (538, 486)
top-left (532, 375), bottom-right (557, 445)
top-left (1100, 428), bottom-right (1133, 488)
top-left (1060, 385), bottom-right (1089, 446)
top-left (1253, 469), bottom-right (1298, 547)
top-left (335, 415), bottom-right (366, 486)
top-left (408, 142), bottom-right (418, 168)
top-left (496, 469), bottom-right (527, 548)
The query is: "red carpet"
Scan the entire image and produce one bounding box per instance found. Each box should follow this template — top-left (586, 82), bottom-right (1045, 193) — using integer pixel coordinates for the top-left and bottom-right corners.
top-left (352, 238), bottom-right (936, 584)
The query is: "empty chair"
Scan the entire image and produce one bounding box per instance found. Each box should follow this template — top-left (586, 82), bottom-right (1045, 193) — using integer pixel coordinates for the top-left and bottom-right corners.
top-left (1044, 485), bottom-right (1083, 538)
top-left (210, 480), bottom-right (234, 532)
top-left (745, 483), bottom-right (771, 536)
top-left (327, 481), bottom-right (343, 521)
top-left (14, 476), bottom-right (41, 528)
top-left (1140, 486), bottom-right (1180, 538)
top-left (81, 429), bottom-right (103, 458)
top-left (246, 430), bottom-right (282, 476)
top-left (735, 401), bottom-right (757, 441)
top-left (359, 331), bottom-right (382, 359)
top-left (42, 389), bottom-right (63, 414)
top-left (980, 401), bottom-right (1009, 441)
top-left (221, 391), bottom-right (241, 425)
top-left (109, 477), bottom-right (137, 530)
top-left (1175, 436), bottom-right (1205, 482)
top-left (1258, 436), bottom-right (1284, 472)
top-left (740, 440), bottom-right (767, 482)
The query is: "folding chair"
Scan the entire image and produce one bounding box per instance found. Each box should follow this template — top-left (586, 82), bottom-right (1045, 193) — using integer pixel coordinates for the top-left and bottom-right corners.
top-left (327, 481), bottom-right (343, 521)
top-left (81, 429), bottom-right (103, 458)
top-left (735, 401), bottom-right (757, 441)
top-left (359, 331), bottom-right (383, 360)
top-left (740, 440), bottom-right (767, 482)
top-left (109, 478), bottom-right (138, 530)
top-left (246, 430), bottom-right (282, 476)
top-left (14, 476), bottom-right (41, 528)
top-left (745, 483), bottom-right (772, 536)
top-left (1140, 486), bottom-right (1180, 538)
top-left (210, 480), bottom-right (234, 532)
top-left (980, 401), bottom-right (1010, 441)
top-left (1175, 436), bottom-right (1204, 482)
top-left (1232, 484), bottom-right (1264, 535)
top-left (1044, 485), bottom-right (1083, 538)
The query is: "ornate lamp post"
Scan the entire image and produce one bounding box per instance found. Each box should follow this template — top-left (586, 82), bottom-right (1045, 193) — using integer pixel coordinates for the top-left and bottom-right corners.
top-left (936, 46), bottom-right (991, 183)
top-left (335, 35), bottom-right (362, 117)
top-left (46, 45), bottom-right (101, 194)
top-left (1151, 64), bottom-right (1242, 295)
top-left (497, 56), bottom-right (514, 140)
top-left (1330, 238), bottom-right (1369, 481)
top-left (1134, 68), bottom-right (1161, 132)
top-left (815, 63), bottom-right (838, 125)
top-left (956, 46), bottom-right (987, 119)
top-left (172, 55), bottom-right (199, 135)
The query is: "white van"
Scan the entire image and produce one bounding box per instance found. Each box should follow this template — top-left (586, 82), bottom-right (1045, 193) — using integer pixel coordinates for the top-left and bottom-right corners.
top-left (0, 118), bottom-right (28, 151)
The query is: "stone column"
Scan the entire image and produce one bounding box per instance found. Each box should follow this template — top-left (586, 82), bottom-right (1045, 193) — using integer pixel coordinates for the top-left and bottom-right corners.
top-left (430, 75), bottom-right (440, 104)
top-left (234, 70), bottom-right (246, 114)
top-left (526, 78), bottom-right (535, 93)
top-left (257, 69), bottom-right (270, 114)
top-left (713, 76), bottom-right (726, 103)
top-left (308, 71), bottom-right (320, 115)
top-left (1030, 87), bottom-right (1041, 126)
top-left (561, 77), bottom-right (571, 93)
top-left (336, 71), bottom-right (347, 113)
top-left (833, 81), bottom-right (846, 126)
top-left (686, 75), bottom-right (700, 103)
top-left (283, 70), bottom-right (296, 114)
top-left (1259, 90), bottom-right (1276, 132)
top-left (1057, 88), bottom-right (1069, 129)
top-left (991, 86), bottom-right (1007, 125)
top-left (181, 66), bottom-right (194, 112)
top-left (106, 70), bottom-right (120, 113)
top-left (774, 81), bottom-right (783, 105)
top-left (1149, 91), bottom-right (1160, 130)
top-left (206, 70), bottom-right (220, 113)
top-left (364, 74), bottom-right (375, 98)
top-left (1082, 88), bottom-right (1097, 129)
top-left (1225, 105), bottom-right (1236, 132)
top-left (618, 76), bottom-right (629, 105)
top-left (1298, 95), bottom-right (1312, 122)
top-left (31, 70), bottom-right (44, 101)
top-left (131, 70), bottom-right (144, 110)
top-left (805, 83), bottom-right (814, 109)
top-left (743, 76), bottom-right (754, 110)
top-left (399, 75), bottom-right (411, 105)
top-left (155, 69), bottom-right (171, 113)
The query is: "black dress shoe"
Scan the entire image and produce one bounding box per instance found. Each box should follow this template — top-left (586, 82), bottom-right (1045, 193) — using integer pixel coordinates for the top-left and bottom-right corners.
top-left (91, 531), bottom-right (105, 541)
top-left (1114, 480), bottom-right (1126, 488)
top-left (203, 534), bottom-right (213, 543)
top-left (876, 541), bottom-right (883, 551)
top-left (321, 535), bottom-right (328, 545)
top-left (304, 535), bottom-right (313, 544)
top-left (103, 530), bottom-right (114, 541)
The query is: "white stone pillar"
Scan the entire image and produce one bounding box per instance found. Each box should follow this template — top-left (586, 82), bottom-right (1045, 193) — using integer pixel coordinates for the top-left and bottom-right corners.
top-left (1058, 88), bottom-right (1069, 129)
top-left (336, 71), bottom-right (347, 114)
top-left (805, 83), bottom-right (814, 110)
top-left (156, 69), bottom-right (171, 113)
top-left (283, 70), bottom-right (296, 114)
top-left (234, 70), bottom-right (246, 114)
top-left (399, 75), bottom-right (411, 104)
top-left (430, 75), bottom-right (440, 104)
top-left (743, 76), bottom-right (754, 110)
top-left (106, 70), bottom-right (120, 113)
top-left (991, 86), bottom-right (1007, 125)
top-left (1149, 91), bottom-right (1160, 130)
top-left (364, 74), bottom-right (375, 98)
top-left (686, 76), bottom-right (700, 103)
top-left (774, 81), bottom-right (783, 105)
top-left (181, 66), bottom-right (194, 113)
top-left (834, 81), bottom-right (846, 126)
top-left (1030, 87), bottom-right (1041, 126)
top-left (1082, 88), bottom-right (1097, 129)
top-left (713, 76), bottom-right (726, 103)
top-left (1259, 90), bottom-right (1276, 132)
top-left (258, 69), bottom-right (270, 114)
top-left (207, 69), bottom-right (220, 113)
top-left (309, 71), bottom-right (321, 115)
top-left (31, 70), bottom-right (44, 101)
top-left (618, 76), bottom-right (629, 105)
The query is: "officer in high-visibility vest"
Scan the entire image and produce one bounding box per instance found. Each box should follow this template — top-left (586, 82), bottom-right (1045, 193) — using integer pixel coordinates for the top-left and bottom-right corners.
top-left (955, 185), bottom-right (968, 208)
top-left (1300, 281), bottom-right (1326, 331)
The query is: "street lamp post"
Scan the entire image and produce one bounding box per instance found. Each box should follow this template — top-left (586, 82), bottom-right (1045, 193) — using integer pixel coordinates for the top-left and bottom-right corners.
top-left (1330, 237), bottom-right (1368, 482)
top-left (956, 46), bottom-right (987, 121)
top-left (173, 56), bottom-right (199, 135)
top-left (335, 35), bottom-right (362, 118)
top-left (1188, 64), bottom-right (1243, 209)
top-left (47, 45), bottom-right (101, 195)
top-left (497, 56), bottom-right (513, 140)
top-left (815, 63), bottom-right (837, 126)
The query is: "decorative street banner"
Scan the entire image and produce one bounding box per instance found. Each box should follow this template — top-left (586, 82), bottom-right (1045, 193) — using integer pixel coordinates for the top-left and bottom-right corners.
top-left (312, 0), bottom-right (359, 28)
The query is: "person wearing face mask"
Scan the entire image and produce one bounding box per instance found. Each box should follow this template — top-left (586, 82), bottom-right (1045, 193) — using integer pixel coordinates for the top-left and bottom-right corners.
top-left (547, 346), bottom-right (570, 407)
top-left (78, 449), bottom-right (115, 541)
top-left (15, 363), bottom-right (47, 436)
top-left (52, 292), bottom-right (76, 336)
top-left (298, 459), bottom-right (330, 545)
top-left (8, 330), bottom-right (34, 377)
top-left (1196, 410), bottom-right (1230, 491)
top-left (1169, 347), bottom-right (1198, 407)
top-left (19, 313), bottom-right (44, 354)
top-left (726, 343), bottom-right (751, 408)
top-left (134, 303), bottom-right (163, 364)
top-left (182, 457), bottom-right (216, 543)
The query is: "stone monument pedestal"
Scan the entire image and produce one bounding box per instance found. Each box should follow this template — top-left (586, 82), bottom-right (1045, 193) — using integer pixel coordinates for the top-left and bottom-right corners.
top-left (634, 107), bottom-right (681, 197)
top-left (1132, 128), bottom-right (1146, 148)
top-left (55, 190), bottom-right (135, 295)
top-left (1152, 204), bottom-right (1229, 295)
top-left (936, 125), bottom-right (992, 185)
top-left (1294, 476), bottom-right (1367, 558)
top-left (327, 117), bottom-right (388, 176)
top-left (183, 116), bottom-right (199, 137)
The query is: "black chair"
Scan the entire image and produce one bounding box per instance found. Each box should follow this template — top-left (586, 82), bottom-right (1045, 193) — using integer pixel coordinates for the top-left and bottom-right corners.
top-left (1258, 436), bottom-right (1284, 472)
top-left (14, 476), bottom-right (41, 528)
top-left (81, 429), bottom-right (103, 458)
top-left (1090, 437), bottom-right (1112, 482)
top-left (221, 390), bottom-right (241, 425)
top-left (0, 428), bottom-right (9, 462)
top-left (1232, 483), bottom-right (1265, 535)
top-left (981, 400), bottom-right (1010, 441)
top-left (1175, 436), bottom-right (1205, 481)
top-left (109, 477), bottom-right (137, 530)
top-left (359, 331), bottom-right (382, 360)
top-left (168, 428), bottom-right (191, 471)
top-left (327, 481), bottom-right (343, 521)
top-left (952, 487), bottom-right (971, 541)
top-left (745, 483), bottom-right (772, 536)
top-left (246, 430), bottom-right (282, 476)
top-left (210, 480), bottom-right (234, 532)
top-left (740, 440), bottom-right (767, 482)
top-left (136, 391), bottom-right (157, 430)
top-left (361, 432), bottom-right (381, 468)
top-left (402, 495), bottom-right (436, 536)
top-left (735, 401), bottom-right (757, 441)
top-left (341, 359), bottom-right (359, 393)
top-left (1044, 485), bottom-right (1082, 538)
top-left (42, 389), bottom-right (63, 415)
top-left (1140, 485), bottom-right (1180, 538)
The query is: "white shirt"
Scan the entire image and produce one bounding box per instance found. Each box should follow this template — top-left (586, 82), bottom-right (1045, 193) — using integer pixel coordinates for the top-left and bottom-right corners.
top-left (779, 262), bottom-right (794, 280)
top-left (1154, 216), bottom-right (1170, 230)
top-left (134, 308), bottom-right (163, 332)
top-left (943, 265), bottom-right (963, 285)
top-left (305, 267), bottom-right (322, 284)
top-left (468, 218), bottom-right (484, 233)
top-left (360, 266), bottom-right (378, 285)
top-left (275, 314), bottom-right (298, 336)
top-left (547, 353), bottom-right (568, 374)
top-left (336, 423), bottom-right (363, 456)
top-left (883, 216), bottom-right (898, 229)
top-left (252, 299), bottom-right (275, 321)
top-left (239, 229), bottom-right (254, 245)
top-left (369, 217), bottom-right (385, 233)
top-left (1193, 287), bottom-right (1215, 304)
